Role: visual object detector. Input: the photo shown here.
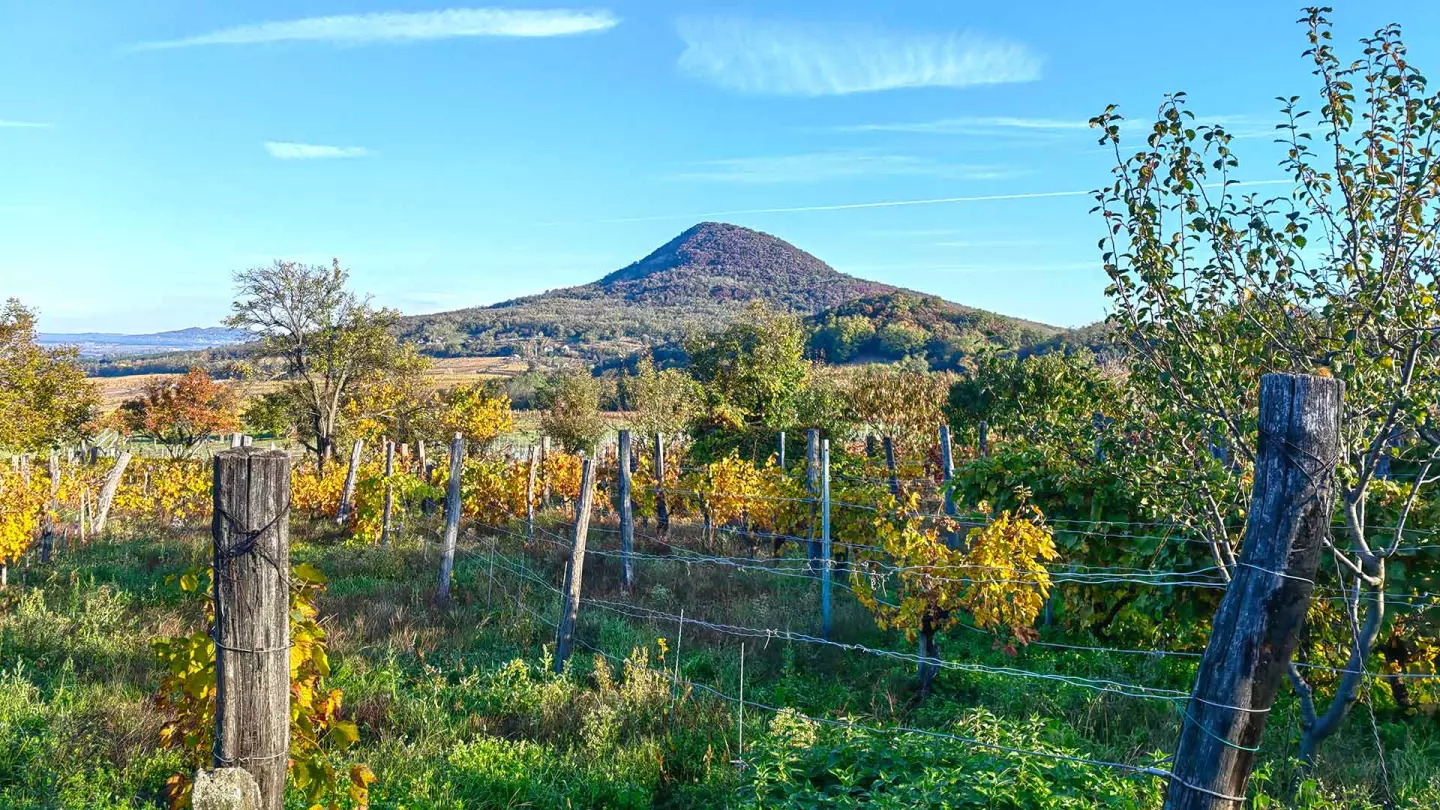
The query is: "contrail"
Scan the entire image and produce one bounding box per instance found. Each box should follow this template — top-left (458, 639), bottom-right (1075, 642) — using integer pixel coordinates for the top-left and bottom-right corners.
top-left (540, 179), bottom-right (1292, 226)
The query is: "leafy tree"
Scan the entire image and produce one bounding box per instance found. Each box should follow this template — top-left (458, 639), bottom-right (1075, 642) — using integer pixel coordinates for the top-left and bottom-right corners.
top-left (226, 260), bottom-right (409, 472)
top-left (847, 365), bottom-right (950, 458)
top-left (628, 352), bottom-right (702, 438)
top-left (120, 368), bottom-right (241, 458)
top-left (948, 352), bottom-right (1118, 460)
top-left (876, 321), bottom-right (929, 360)
top-left (0, 299), bottom-right (99, 452)
top-left (688, 303), bottom-right (809, 435)
top-left (810, 314), bottom-right (876, 363)
top-left (437, 380), bottom-right (515, 453)
top-left (339, 344), bottom-right (434, 445)
top-left (538, 369), bottom-right (606, 453)
top-left (1091, 7), bottom-right (1440, 759)
top-left (243, 391), bottom-right (301, 440)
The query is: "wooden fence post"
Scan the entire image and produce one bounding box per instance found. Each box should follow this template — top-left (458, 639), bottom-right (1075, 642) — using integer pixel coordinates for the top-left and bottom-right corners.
top-left (526, 445), bottom-right (538, 540)
top-left (820, 439), bottom-right (832, 639)
top-left (618, 430), bottom-right (636, 592)
top-left (882, 436), bottom-right (899, 497)
top-left (939, 425), bottom-right (960, 549)
top-left (434, 434), bottom-right (465, 608)
top-left (554, 455), bottom-right (597, 673)
top-left (1163, 373), bottom-right (1342, 810)
top-left (778, 431), bottom-right (786, 469)
top-left (978, 420), bottom-right (989, 457)
top-left (337, 438), bottom-right (364, 524)
top-left (380, 440), bottom-right (395, 546)
top-left (92, 451), bottom-right (132, 537)
top-left (211, 448), bottom-right (291, 810)
top-left (540, 436), bottom-right (552, 506)
top-left (653, 434), bottom-right (669, 541)
top-left (40, 452), bottom-right (59, 564)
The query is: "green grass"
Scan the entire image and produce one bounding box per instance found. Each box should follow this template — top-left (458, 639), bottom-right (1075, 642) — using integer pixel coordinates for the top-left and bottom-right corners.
top-left (2, 520), bottom-right (1436, 809)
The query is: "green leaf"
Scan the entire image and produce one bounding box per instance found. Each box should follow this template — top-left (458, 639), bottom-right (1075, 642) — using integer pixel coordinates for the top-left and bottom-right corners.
top-left (293, 563), bottom-right (328, 585)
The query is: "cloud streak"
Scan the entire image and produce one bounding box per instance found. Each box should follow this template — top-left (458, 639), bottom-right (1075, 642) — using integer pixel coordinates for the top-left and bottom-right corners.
top-left (835, 116), bottom-right (1090, 135)
top-left (0, 120), bottom-right (50, 128)
top-left (132, 8), bottom-right (619, 50)
top-left (264, 141), bottom-right (374, 160)
top-left (672, 152), bottom-right (1024, 184)
top-left (676, 16), bottom-right (1041, 96)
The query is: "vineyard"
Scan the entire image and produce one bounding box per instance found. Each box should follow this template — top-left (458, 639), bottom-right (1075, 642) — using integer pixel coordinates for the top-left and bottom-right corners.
top-left (6, 9), bottom-right (1440, 809)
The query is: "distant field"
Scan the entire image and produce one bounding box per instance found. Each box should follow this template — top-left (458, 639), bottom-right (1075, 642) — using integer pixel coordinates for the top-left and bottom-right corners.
top-left (96, 356), bottom-right (530, 409)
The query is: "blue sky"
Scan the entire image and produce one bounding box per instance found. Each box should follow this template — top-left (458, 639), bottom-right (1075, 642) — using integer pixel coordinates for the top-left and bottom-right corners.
top-left (4, 1), bottom-right (1440, 333)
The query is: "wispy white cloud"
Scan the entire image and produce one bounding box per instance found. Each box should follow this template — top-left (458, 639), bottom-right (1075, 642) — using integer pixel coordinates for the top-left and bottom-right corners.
top-left (671, 152), bottom-right (1024, 184)
top-left (0, 119), bottom-right (50, 128)
top-left (676, 16), bottom-right (1041, 96)
top-left (264, 141), bottom-right (374, 160)
top-left (131, 8), bottom-right (619, 50)
top-left (835, 116), bottom-right (1088, 136)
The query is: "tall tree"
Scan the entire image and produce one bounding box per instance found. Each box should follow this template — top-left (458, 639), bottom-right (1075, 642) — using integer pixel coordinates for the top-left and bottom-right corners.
top-left (628, 351), bottom-right (702, 438)
top-left (1091, 7), bottom-right (1440, 760)
top-left (0, 299), bottom-right (99, 453)
top-left (226, 260), bottom-right (408, 471)
top-left (687, 303), bottom-right (809, 435)
top-left (538, 369), bottom-right (606, 453)
top-left (120, 368), bottom-right (240, 458)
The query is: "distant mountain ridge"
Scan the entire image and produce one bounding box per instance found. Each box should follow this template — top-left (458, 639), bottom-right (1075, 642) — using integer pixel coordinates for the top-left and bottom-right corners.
top-left (403, 221), bottom-right (1055, 363)
top-left (40, 327), bottom-right (249, 358)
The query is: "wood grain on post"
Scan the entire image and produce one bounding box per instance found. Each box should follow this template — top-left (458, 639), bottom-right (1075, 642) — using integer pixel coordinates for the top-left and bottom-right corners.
top-left (653, 434), bottom-right (669, 541)
top-left (434, 434), bottom-right (465, 608)
top-left (939, 425), bottom-right (960, 549)
top-left (337, 439), bottom-right (364, 524)
top-left (380, 440), bottom-right (395, 546)
top-left (211, 449), bottom-right (291, 810)
top-left (1164, 374), bottom-right (1342, 810)
top-left (526, 445), bottom-right (538, 540)
top-left (92, 451), bottom-right (132, 537)
top-left (554, 455), bottom-right (597, 673)
top-left (618, 430), bottom-right (636, 591)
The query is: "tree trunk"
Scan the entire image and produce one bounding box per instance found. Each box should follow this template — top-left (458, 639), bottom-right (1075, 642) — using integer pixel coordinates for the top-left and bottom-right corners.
top-left (1164, 374), bottom-right (1342, 810)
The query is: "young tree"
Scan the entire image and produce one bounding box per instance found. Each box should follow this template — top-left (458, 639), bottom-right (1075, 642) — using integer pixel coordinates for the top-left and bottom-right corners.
top-left (226, 260), bottom-right (409, 472)
top-left (628, 352), bottom-right (702, 438)
top-left (687, 303), bottom-right (809, 435)
top-left (0, 299), bottom-right (99, 453)
top-left (538, 369), bottom-right (606, 453)
top-left (120, 368), bottom-right (240, 458)
top-left (1091, 8), bottom-right (1440, 760)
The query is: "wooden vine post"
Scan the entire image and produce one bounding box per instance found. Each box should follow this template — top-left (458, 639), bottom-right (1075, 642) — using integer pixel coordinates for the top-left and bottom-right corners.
top-left (978, 420), bottom-right (989, 457)
top-left (617, 430), bottom-right (636, 592)
top-left (540, 436), bottom-right (552, 506)
top-left (211, 448), bottom-right (291, 810)
top-left (778, 430), bottom-right (786, 469)
top-left (554, 455), bottom-right (597, 673)
top-left (653, 434), bottom-right (669, 541)
top-left (434, 434), bottom-right (465, 608)
top-left (1164, 373), bottom-right (1342, 810)
top-left (92, 450), bottom-right (132, 537)
top-left (882, 436), bottom-right (899, 497)
top-left (939, 425), bottom-right (960, 549)
top-left (820, 439), bottom-right (832, 639)
top-left (40, 452), bottom-right (59, 563)
top-left (337, 438), bottom-right (364, 524)
top-left (526, 445), bottom-right (538, 539)
top-left (380, 440), bottom-right (395, 546)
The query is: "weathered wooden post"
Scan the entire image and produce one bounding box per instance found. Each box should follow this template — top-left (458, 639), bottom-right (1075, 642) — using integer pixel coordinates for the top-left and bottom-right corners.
top-left (540, 436), bottom-right (552, 506)
top-left (526, 445), bottom-right (538, 540)
top-left (380, 440), bottom-right (395, 546)
top-left (1163, 373), bottom-right (1342, 810)
top-left (820, 439), bottom-right (832, 639)
top-left (92, 451), bottom-right (132, 537)
top-left (778, 431), bottom-right (786, 469)
top-left (336, 438), bottom-right (364, 524)
top-left (40, 452), bottom-right (60, 564)
top-left (434, 434), bottom-right (465, 607)
top-left (554, 455), bottom-right (597, 673)
top-left (653, 434), bottom-right (669, 541)
top-left (882, 436), bottom-right (899, 497)
top-left (939, 425), bottom-right (960, 549)
top-left (978, 420), bottom-right (989, 457)
top-left (618, 430), bottom-right (636, 591)
top-left (211, 448), bottom-right (291, 810)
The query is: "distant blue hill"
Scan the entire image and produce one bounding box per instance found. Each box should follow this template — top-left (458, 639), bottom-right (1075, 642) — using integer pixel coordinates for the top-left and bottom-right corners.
top-left (39, 327), bottom-right (250, 358)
